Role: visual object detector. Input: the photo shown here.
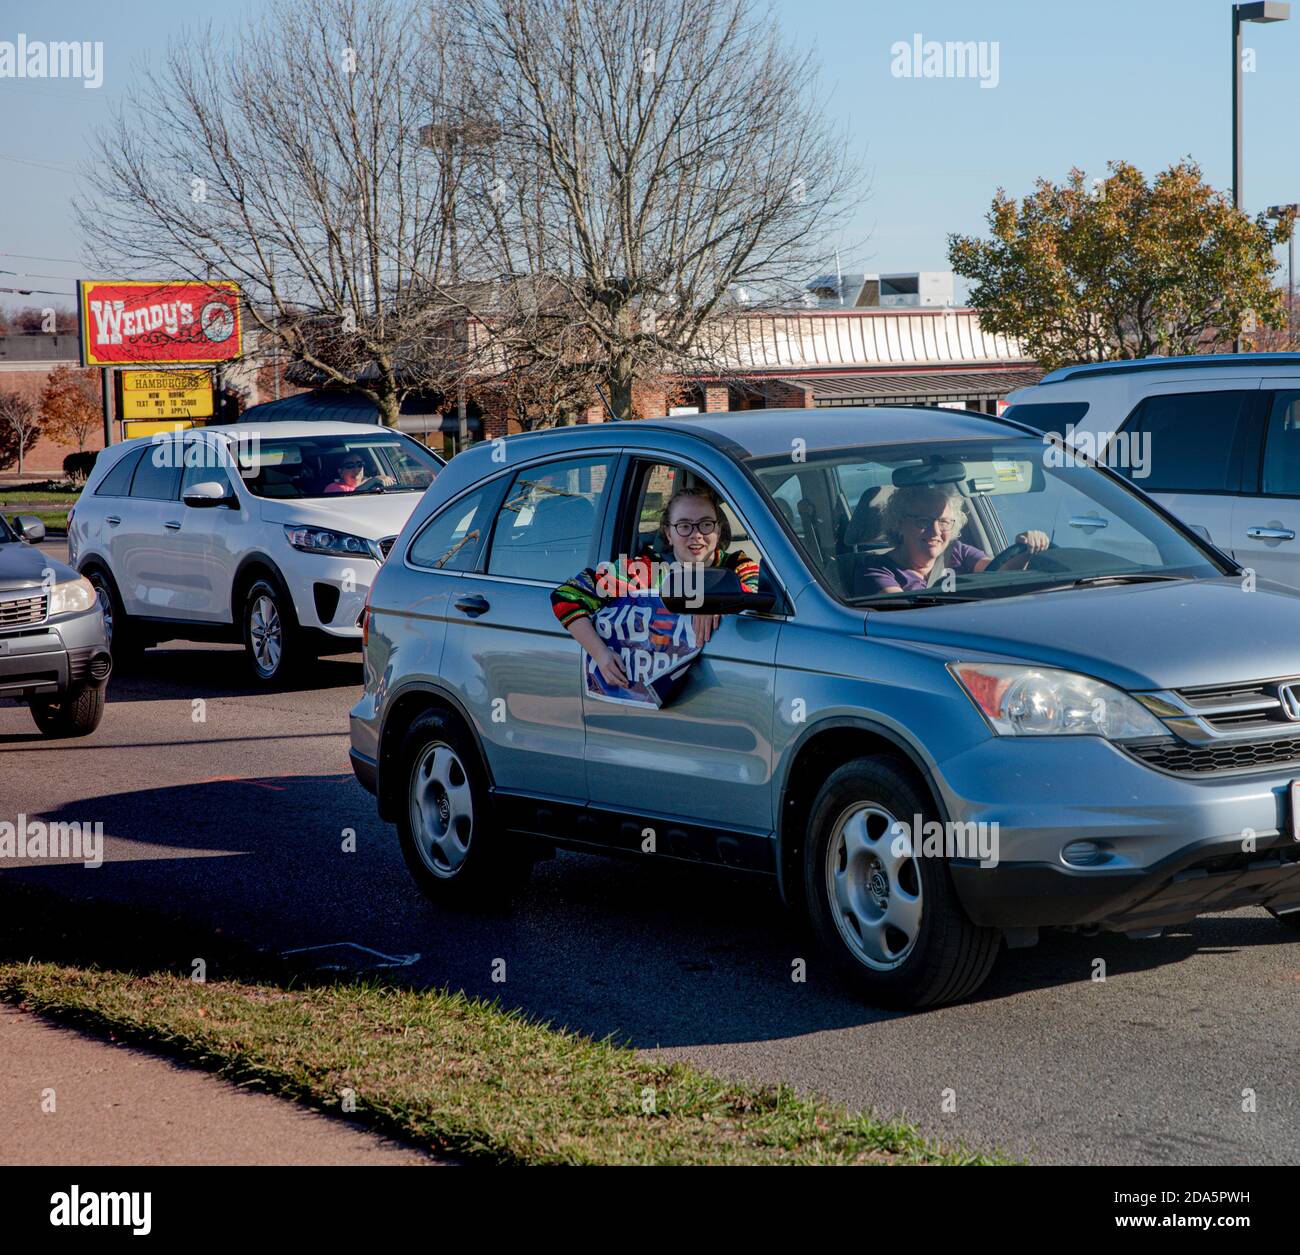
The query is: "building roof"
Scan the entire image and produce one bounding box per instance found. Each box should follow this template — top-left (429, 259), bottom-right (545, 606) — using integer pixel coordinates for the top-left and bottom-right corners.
top-left (780, 366), bottom-right (1043, 403)
top-left (707, 309), bottom-right (1031, 373)
top-left (240, 388), bottom-right (481, 435)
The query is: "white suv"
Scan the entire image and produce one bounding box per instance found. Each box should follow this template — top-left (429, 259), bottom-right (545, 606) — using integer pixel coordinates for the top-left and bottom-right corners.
top-left (69, 421), bottom-right (444, 683)
top-left (1004, 352), bottom-right (1300, 590)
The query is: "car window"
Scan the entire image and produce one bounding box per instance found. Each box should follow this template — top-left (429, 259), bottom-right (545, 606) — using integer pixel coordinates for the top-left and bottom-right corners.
top-left (624, 460), bottom-right (768, 575)
top-left (407, 483), bottom-right (498, 571)
top-left (1001, 401), bottom-right (1090, 437)
top-left (1260, 391), bottom-right (1300, 497)
top-left (486, 456), bottom-right (613, 582)
top-left (128, 442), bottom-right (183, 501)
top-left (1118, 391), bottom-right (1253, 493)
top-left (236, 434), bottom-right (440, 498)
top-left (94, 446), bottom-right (144, 497)
top-left (749, 437), bottom-right (1224, 606)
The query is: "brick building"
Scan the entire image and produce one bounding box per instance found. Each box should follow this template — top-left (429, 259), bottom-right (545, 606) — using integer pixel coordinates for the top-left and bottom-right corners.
top-left (2, 305), bottom-right (1040, 472)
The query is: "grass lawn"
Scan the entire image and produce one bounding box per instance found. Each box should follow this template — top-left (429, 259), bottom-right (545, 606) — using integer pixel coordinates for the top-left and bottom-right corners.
top-left (0, 885), bottom-right (1004, 1166)
top-left (0, 482), bottom-right (78, 531)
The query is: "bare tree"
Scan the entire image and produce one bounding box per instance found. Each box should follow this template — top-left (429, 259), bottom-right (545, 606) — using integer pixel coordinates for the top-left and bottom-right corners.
top-left (77, 0), bottom-right (485, 426)
top-left (0, 391), bottom-right (42, 475)
top-left (461, 0), bottom-right (863, 418)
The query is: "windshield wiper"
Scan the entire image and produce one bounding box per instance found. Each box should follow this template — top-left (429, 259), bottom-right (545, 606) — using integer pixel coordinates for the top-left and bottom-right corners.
top-left (1034, 574), bottom-right (1186, 593)
top-left (855, 591), bottom-right (977, 610)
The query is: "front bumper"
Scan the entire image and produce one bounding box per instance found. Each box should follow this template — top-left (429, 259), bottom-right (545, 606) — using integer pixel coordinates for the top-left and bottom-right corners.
top-left (285, 553), bottom-right (378, 638)
top-left (0, 610), bottom-right (111, 700)
top-left (933, 734), bottom-right (1300, 931)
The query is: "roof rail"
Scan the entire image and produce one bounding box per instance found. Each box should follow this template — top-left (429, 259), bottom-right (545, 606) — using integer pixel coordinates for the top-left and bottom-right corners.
top-left (1036, 352), bottom-right (1300, 386)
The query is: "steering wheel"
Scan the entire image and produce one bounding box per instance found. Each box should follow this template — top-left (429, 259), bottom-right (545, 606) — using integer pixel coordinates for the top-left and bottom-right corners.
top-left (982, 540), bottom-right (1052, 572)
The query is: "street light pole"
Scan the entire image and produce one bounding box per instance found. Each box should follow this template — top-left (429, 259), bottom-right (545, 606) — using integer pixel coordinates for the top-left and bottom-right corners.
top-left (1231, 2), bottom-right (1291, 351)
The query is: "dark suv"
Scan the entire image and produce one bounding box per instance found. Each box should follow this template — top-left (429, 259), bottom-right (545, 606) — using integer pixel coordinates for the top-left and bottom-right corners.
top-left (1, 513), bottom-right (111, 737)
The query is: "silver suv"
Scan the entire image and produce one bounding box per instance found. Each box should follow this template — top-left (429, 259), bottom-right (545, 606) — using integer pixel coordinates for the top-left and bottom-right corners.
top-left (350, 407), bottom-right (1300, 1007)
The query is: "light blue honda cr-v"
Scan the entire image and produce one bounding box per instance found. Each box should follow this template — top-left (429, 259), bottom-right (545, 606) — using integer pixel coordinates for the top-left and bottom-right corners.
top-left (350, 407), bottom-right (1300, 1007)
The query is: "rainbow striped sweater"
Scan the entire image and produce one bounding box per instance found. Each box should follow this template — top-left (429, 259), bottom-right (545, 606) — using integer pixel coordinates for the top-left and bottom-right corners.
top-left (551, 548), bottom-right (760, 628)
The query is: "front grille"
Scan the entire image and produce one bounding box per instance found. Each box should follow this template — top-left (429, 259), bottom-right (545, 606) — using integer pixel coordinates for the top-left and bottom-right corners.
top-left (1129, 736), bottom-right (1300, 776)
top-left (377, 535), bottom-right (397, 561)
top-left (0, 592), bottom-right (47, 628)
top-left (1174, 677), bottom-right (1300, 733)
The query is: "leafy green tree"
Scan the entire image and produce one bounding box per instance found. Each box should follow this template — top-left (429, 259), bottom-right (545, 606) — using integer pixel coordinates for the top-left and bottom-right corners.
top-left (949, 160), bottom-right (1292, 369)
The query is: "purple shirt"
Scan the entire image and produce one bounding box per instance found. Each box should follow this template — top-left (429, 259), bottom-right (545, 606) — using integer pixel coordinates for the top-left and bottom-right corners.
top-left (859, 541), bottom-right (988, 595)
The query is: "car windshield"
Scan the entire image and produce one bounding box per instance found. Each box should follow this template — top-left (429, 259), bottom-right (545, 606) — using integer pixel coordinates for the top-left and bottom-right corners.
top-left (233, 434), bottom-right (440, 499)
top-left (750, 437), bottom-right (1227, 607)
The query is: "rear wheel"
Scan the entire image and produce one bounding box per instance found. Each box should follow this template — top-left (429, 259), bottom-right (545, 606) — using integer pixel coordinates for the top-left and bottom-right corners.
top-left (803, 756), bottom-right (1000, 1008)
top-left (242, 577), bottom-right (302, 685)
top-left (395, 708), bottom-right (533, 903)
top-left (30, 683), bottom-right (105, 738)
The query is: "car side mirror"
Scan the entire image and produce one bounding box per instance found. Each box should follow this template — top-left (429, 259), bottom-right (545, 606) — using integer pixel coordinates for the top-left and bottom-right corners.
top-left (12, 514), bottom-right (46, 543)
top-left (183, 482), bottom-right (234, 508)
top-left (659, 566), bottom-right (776, 615)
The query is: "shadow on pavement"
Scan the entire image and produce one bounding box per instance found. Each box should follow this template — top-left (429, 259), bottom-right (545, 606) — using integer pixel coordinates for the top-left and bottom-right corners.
top-left (4, 773), bottom-right (1296, 1053)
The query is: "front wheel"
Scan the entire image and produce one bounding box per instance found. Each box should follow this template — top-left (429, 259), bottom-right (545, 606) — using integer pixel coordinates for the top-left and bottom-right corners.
top-left (803, 756), bottom-right (1000, 1008)
top-left (242, 577), bottom-right (302, 685)
top-left (30, 683), bottom-right (106, 738)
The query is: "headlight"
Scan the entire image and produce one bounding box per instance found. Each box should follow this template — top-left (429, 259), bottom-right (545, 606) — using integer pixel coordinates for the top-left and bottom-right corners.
top-left (283, 525), bottom-right (380, 560)
top-left (948, 663), bottom-right (1167, 739)
top-left (48, 576), bottom-right (96, 617)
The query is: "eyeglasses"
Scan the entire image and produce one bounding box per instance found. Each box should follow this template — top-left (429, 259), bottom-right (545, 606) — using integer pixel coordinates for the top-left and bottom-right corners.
top-left (340, 461), bottom-right (364, 470)
top-left (905, 514), bottom-right (957, 534)
top-left (670, 517), bottom-right (719, 537)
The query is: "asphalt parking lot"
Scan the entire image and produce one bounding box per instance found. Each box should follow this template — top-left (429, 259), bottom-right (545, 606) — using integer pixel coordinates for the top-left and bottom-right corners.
top-left (2, 543), bottom-right (1298, 1166)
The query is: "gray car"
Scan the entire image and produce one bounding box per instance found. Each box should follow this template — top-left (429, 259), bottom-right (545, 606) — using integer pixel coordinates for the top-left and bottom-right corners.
top-left (1, 513), bottom-right (111, 737)
top-left (349, 407), bottom-right (1300, 1007)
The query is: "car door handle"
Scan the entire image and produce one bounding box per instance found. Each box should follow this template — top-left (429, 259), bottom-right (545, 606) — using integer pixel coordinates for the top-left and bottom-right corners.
top-left (163, 520), bottom-right (182, 530)
top-left (105, 515), bottom-right (121, 526)
top-left (1246, 526), bottom-right (1296, 541)
top-left (454, 594), bottom-right (490, 616)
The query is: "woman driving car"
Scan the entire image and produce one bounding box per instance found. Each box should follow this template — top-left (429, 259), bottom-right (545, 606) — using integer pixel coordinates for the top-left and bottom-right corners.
top-left (324, 452), bottom-right (395, 495)
top-left (858, 484), bottom-right (1048, 596)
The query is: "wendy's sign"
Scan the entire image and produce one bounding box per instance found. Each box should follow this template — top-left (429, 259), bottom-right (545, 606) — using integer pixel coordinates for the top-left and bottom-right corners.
top-left (78, 280), bottom-right (242, 367)
top-left (584, 594), bottom-right (701, 708)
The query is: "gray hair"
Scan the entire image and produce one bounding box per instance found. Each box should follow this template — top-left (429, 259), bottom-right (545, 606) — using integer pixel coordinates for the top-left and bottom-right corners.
top-left (881, 483), bottom-right (968, 544)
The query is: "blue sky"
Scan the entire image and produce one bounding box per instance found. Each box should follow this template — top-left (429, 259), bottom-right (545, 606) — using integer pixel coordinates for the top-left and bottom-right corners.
top-left (1, 0), bottom-right (1297, 309)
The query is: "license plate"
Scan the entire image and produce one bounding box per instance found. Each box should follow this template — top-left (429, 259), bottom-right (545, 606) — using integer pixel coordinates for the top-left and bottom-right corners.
top-left (1291, 782), bottom-right (1300, 843)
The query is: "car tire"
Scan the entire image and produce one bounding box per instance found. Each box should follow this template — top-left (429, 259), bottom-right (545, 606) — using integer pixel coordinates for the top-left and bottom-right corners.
top-left (1269, 909), bottom-right (1300, 930)
top-left (242, 576), bottom-right (302, 686)
top-left (84, 567), bottom-right (145, 666)
top-left (29, 682), bottom-right (106, 738)
top-left (395, 707), bottom-right (533, 904)
top-left (802, 756), bottom-right (1001, 1008)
